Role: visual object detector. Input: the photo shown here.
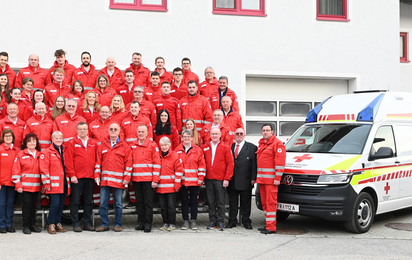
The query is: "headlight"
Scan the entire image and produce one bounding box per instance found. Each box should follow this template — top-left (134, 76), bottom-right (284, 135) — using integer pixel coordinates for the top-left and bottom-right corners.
top-left (317, 173), bottom-right (352, 184)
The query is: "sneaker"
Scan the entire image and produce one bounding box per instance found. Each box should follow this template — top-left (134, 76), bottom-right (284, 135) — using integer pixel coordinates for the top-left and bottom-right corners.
top-left (181, 220), bottom-right (189, 230)
top-left (190, 219), bottom-right (198, 230)
top-left (159, 224), bottom-right (168, 231)
top-left (218, 222), bottom-right (225, 231)
top-left (167, 225), bottom-right (176, 231)
top-left (123, 202), bottom-right (136, 209)
top-left (207, 222), bottom-right (216, 230)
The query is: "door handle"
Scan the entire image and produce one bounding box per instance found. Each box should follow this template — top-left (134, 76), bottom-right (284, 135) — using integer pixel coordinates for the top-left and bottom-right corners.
top-left (395, 160), bottom-right (400, 164)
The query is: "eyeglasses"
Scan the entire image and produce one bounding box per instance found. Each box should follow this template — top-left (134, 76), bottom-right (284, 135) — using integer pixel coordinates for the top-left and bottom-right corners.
top-left (205, 71), bottom-right (214, 74)
top-left (182, 63), bottom-right (190, 65)
top-left (109, 128), bottom-right (119, 131)
top-left (134, 91), bottom-right (143, 93)
top-left (4, 135), bottom-right (12, 138)
top-left (174, 73), bottom-right (183, 76)
top-left (235, 133), bottom-right (244, 136)
top-left (67, 105), bottom-right (76, 108)
top-left (182, 136), bottom-right (192, 138)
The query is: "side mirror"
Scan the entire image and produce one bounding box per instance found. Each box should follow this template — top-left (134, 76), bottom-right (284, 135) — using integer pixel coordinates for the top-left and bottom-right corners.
top-left (372, 147), bottom-right (394, 160)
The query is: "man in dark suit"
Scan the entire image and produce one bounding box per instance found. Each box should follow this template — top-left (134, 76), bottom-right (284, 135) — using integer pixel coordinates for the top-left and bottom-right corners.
top-left (226, 128), bottom-right (257, 229)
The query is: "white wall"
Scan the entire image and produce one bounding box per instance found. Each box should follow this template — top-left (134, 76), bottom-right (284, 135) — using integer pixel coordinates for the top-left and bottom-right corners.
top-left (400, 3), bottom-right (412, 92)
top-left (2, 0), bottom-right (401, 97)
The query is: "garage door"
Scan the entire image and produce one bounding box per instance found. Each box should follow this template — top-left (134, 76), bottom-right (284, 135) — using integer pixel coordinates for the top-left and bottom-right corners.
top-left (245, 77), bottom-right (349, 144)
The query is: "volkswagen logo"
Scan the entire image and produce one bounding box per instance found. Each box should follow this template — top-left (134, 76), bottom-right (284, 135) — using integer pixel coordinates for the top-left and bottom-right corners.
top-left (284, 175), bottom-right (293, 186)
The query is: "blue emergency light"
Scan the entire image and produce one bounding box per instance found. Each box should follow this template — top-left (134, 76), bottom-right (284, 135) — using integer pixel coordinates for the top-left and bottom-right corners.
top-left (357, 93), bottom-right (384, 122)
top-left (305, 97), bottom-right (331, 123)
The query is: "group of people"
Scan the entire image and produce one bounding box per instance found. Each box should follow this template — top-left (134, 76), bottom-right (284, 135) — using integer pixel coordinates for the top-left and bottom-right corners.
top-left (0, 49), bottom-right (286, 235)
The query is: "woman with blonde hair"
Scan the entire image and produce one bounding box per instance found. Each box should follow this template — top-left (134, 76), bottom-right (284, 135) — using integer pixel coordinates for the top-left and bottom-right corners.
top-left (51, 96), bottom-right (66, 120)
top-left (110, 95), bottom-right (127, 123)
top-left (77, 91), bottom-right (101, 124)
top-left (183, 118), bottom-right (201, 146)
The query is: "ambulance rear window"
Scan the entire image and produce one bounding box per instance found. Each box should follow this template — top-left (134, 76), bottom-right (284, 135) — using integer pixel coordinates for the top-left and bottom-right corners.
top-left (286, 124), bottom-right (372, 154)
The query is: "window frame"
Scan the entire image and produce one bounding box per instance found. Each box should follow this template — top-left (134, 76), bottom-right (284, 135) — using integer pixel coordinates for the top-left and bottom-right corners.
top-left (213, 0), bottom-right (266, 17)
top-left (316, 0), bottom-right (349, 22)
top-left (400, 32), bottom-right (410, 63)
top-left (109, 0), bottom-right (168, 12)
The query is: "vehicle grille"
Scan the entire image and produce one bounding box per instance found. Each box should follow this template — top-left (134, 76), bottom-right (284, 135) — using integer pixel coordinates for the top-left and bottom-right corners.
top-left (280, 174), bottom-right (323, 196)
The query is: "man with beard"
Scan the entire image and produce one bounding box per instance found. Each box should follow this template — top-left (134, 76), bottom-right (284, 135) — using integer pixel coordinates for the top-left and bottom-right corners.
top-left (73, 52), bottom-right (99, 93)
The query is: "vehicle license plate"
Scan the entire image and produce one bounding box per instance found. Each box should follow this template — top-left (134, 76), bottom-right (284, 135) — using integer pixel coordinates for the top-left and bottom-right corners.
top-left (277, 202), bottom-right (299, 212)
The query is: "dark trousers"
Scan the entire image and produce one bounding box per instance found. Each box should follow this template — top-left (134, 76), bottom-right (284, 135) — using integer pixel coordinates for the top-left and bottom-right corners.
top-left (179, 185), bottom-right (200, 221)
top-left (158, 192), bottom-right (176, 225)
top-left (132, 181), bottom-right (154, 227)
top-left (205, 179), bottom-right (225, 224)
top-left (227, 188), bottom-right (252, 224)
top-left (22, 191), bottom-right (39, 228)
top-left (0, 185), bottom-right (15, 228)
top-left (70, 178), bottom-right (94, 227)
top-left (48, 191), bottom-right (67, 225)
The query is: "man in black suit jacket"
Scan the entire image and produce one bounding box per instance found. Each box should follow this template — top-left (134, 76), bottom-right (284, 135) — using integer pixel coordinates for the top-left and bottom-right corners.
top-left (227, 128), bottom-right (257, 229)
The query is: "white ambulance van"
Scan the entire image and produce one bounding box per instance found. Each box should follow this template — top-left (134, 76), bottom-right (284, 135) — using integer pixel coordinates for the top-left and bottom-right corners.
top-left (275, 91), bottom-right (412, 233)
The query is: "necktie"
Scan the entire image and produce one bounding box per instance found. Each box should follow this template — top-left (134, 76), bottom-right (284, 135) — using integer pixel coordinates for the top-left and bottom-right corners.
top-left (235, 144), bottom-right (239, 158)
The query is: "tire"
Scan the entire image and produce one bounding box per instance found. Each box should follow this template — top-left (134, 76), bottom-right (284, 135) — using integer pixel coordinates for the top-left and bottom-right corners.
top-left (344, 192), bottom-right (375, 233)
top-left (277, 211), bottom-right (290, 222)
top-left (255, 184), bottom-right (263, 210)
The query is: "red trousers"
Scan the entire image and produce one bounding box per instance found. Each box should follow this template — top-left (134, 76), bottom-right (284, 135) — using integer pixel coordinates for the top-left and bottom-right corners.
top-left (260, 184), bottom-right (278, 232)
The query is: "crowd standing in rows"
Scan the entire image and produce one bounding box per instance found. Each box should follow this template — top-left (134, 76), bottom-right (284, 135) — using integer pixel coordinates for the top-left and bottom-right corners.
top-left (0, 50), bottom-right (286, 235)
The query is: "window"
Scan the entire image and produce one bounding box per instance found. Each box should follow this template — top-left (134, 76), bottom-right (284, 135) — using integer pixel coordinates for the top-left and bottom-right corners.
top-left (400, 32), bottom-right (410, 63)
top-left (213, 0), bottom-right (266, 16)
top-left (110, 0), bottom-right (167, 12)
top-left (317, 0), bottom-right (349, 21)
top-left (369, 126), bottom-right (397, 159)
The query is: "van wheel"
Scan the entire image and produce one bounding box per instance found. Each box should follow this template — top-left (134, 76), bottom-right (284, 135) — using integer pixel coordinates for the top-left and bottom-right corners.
top-left (344, 192), bottom-right (375, 233)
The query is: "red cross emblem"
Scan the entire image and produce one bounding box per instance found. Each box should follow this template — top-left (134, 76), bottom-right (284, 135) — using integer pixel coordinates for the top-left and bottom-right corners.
top-left (384, 182), bottom-right (390, 195)
top-left (293, 154), bottom-right (313, 163)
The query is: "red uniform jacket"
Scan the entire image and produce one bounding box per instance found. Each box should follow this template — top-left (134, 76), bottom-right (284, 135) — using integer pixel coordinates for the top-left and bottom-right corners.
top-left (46, 60), bottom-right (76, 86)
top-left (1, 100), bottom-right (32, 121)
top-left (116, 83), bottom-right (134, 105)
top-left (20, 90), bottom-right (34, 104)
top-left (210, 87), bottom-right (239, 112)
top-left (95, 138), bottom-right (132, 189)
top-left (203, 142), bottom-right (234, 181)
top-left (153, 124), bottom-right (180, 151)
top-left (44, 82), bottom-right (72, 108)
top-left (16, 65), bottom-right (48, 90)
top-left (200, 77), bottom-right (219, 103)
top-left (0, 116), bottom-right (26, 148)
top-left (174, 142), bottom-right (206, 186)
top-left (111, 109), bottom-right (128, 124)
top-left (93, 87), bottom-right (117, 107)
top-left (144, 85), bottom-right (162, 103)
top-left (182, 69), bottom-right (199, 86)
top-left (256, 135), bottom-right (286, 184)
top-left (99, 66), bottom-right (125, 90)
top-left (0, 143), bottom-right (19, 186)
top-left (73, 64), bottom-right (99, 93)
top-left (155, 68), bottom-right (173, 85)
top-left (130, 138), bottom-right (161, 183)
top-left (65, 136), bottom-right (97, 179)
top-left (24, 115), bottom-right (53, 150)
top-left (1, 64), bottom-right (16, 88)
top-left (52, 113), bottom-right (87, 144)
top-left (65, 92), bottom-right (85, 108)
top-left (152, 94), bottom-right (180, 126)
top-left (170, 81), bottom-right (188, 100)
top-left (89, 117), bottom-right (116, 145)
top-left (126, 99), bottom-right (157, 127)
top-left (156, 151), bottom-right (183, 194)
top-left (77, 106), bottom-right (99, 124)
top-left (125, 63), bottom-right (150, 87)
top-left (223, 108), bottom-right (244, 132)
top-left (40, 144), bottom-right (70, 195)
top-left (200, 123), bottom-right (233, 147)
top-left (121, 113), bottom-right (153, 144)
top-left (177, 92), bottom-right (213, 132)
top-left (12, 149), bottom-right (41, 192)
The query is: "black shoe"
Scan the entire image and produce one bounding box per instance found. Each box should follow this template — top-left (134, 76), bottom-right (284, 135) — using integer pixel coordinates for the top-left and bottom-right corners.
top-left (124, 202), bottom-right (136, 209)
top-left (0, 228), bottom-right (6, 233)
top-left (261, 229), bottom-right (276, 235)
top-left (6, 227), bottom-right (16, 233)
top-left (23, 227), bottom-right (31, 235)
top-left (258, 226), bottom-right (267, 231)
top-left (29, 225), bottom-right (41, 233)
top-left (83, 225), bottom-right (95, 231)
top-left (244, 223), bottom-right (253, 230)
top-left (218, 222), bottom-right (225, 231)
top-left (225, 222), bottom-right (236, 228)
top-left (144, 226), bottom-right (151, 233)
top-left (135, 224), bottom-right (144, 231)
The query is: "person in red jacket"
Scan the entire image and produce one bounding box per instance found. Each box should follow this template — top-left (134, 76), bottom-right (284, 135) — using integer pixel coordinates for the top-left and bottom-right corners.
top-left (152, 81), bottom-right (180, 127)
top-left (200, 66), bottom-right (219, 103)
top-left (210, 76), bottom-right (239, 112)
top-left (156, 137), bottom-right (183, 231)
top-left (1, 87), bottom-right (32, 121)
top-left (183, 118), bottom-right (201, 147)
top-left (116, 70), bottom-right (135, 105)
top-left (89, 106), bottom-right (116, 145)
top-left (23, 102), bottom-right (53, 151)
top-left (93, 74), bottom-right (117, 107)
top-left (131, 124), bottom-right (161, 233)
top-left (154, 57), bottom-right (173, 84)
top-left (125, 52), bottom-right (150, 88)
top-left (99, 57), bottom-right (125, 91)
top-left (46, 49), bottom-right (76, 86)
top-left (200, 109), bottom-right (233, 146)
top-left (65, 80), bottom-right (85, 106)
top-left (77, 91), bottom-right (101, 124)
top-left (44, 68), bottom-right (72, 108)
top-left (0, 129), bottom-right (19, 233)
top-left (0, 73), bottom-right (11, 102)
top-left (40, 131), bottom-right (71, 234)
top-left (0, 52), bottom-right (16, 88)
top-left (203, 127), bottom-right (234, 231)
top-left (50, 96), bottom-right (66, 121)
top-left (121, 101), bottom-right (153, 144)
top-left (175, 129), bottom-right (206, 230)
top-left (12, 133), bottom-right (42, 234)
top-left (177, 80), bottom-right (213, 132)
top-left (222, 96), bottom-right (244, 133)
top-left (170, 67), bottom-right (188, 100)
top-left (181, 57), bottom-right (199, 86)
top-left (16, 54), bottom-right (48, 90)
top-left (20, 77), bottom-right (35, 105)
top-left (72, 52), bottom-right (99, 93)
top-left (153, 109), bottom-right (180, 150)
top-left (0, 103), bottom-right (26, 148)
top-left (53, 99), bottom-right (87, 144)
top-left (256, 124), bottom-right (286, 235)
top-left (126, 86), bottom-right (157, 127)
top-left (144, 72), bottom-right (162, 103)
top-left (65, 122), bottom-right (97, 232)
top-left (94, 123), bottom-right (132, 232)
top-left (110, 95), bottom-right (128, 124)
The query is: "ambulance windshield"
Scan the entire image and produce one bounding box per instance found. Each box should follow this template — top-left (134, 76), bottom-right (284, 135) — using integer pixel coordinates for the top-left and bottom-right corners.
top-left (286, 124), bottom-right (372, 154)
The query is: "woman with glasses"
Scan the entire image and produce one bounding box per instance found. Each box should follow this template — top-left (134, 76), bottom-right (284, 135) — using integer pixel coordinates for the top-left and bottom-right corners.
top-left (51, 96), bottom-right (66, 120)
top-left (93, 75), bottom-right (116, 107)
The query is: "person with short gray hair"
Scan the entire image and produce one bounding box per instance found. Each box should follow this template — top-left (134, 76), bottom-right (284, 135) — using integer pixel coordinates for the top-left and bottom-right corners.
top-left (199, 66), bottom-right (218, 102)
top-left (210, 76), bottom-right (239, 112)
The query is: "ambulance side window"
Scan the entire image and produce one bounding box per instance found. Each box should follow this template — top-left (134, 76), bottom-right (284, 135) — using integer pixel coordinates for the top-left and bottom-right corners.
top-left (370, 126), bottom-right (397, 159)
